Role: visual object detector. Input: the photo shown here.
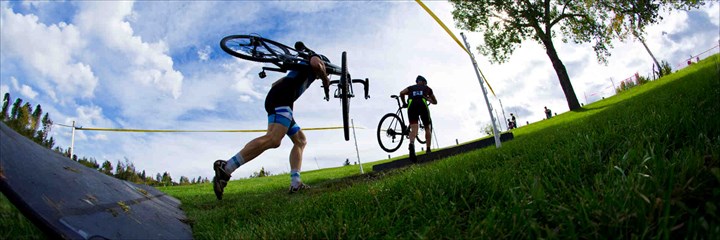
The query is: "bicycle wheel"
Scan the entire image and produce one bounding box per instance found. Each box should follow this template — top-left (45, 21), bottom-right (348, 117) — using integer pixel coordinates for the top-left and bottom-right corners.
top-left (220, 35), bottom-right (291, 63)
top-left (416, 122), bottom-right (427, 144)
top-left (377, 113), bottom-right (405, 152)
top-left (340, 51), bottom-right (350, 141)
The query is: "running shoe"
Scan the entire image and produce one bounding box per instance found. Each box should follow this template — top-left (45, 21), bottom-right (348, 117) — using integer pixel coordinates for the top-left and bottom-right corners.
top-left (212, 160), bottom-right (231, 200)
top-left (288, 182), bottom-right (310, 194)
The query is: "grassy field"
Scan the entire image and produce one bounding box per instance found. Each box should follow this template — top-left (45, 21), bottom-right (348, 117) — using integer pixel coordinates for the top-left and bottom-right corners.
top-left (2, 54), bottom-right (718, 239)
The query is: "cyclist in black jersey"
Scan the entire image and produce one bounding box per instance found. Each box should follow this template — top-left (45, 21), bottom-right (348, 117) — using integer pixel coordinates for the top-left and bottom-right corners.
top-left (399, 75), bottom-right (437, 161)
top-left (212, 42), bottom-right (331, 199)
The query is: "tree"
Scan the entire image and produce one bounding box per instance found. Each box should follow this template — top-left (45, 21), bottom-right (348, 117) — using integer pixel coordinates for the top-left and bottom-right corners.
top-left (38, 113), bottom-right (53, 148)
top-left (179, 176), bottom-right (190, 185)
top-left (451, 0), bottom-right (597, 110)
top-left (161, 172), bottom-right (173, 186)
top-left (76, 157), bottom-right (99, 170)
top-left (1, 93), bottom-right (9, 120)
top-left (450, 0), bottom-right (705, 111)
top-left (250, 167), bottom-right (271, 178)
top-left (18, 103), bottom-right (32, 134)
top-left (482, 123), bottom-right (495, 136)
top-left (100, 160), bottom-right (113, 176)
top-left (10, 98), bottom-right (22, 121)
top-left (602, 0), bottom-right (705, 77)
top-left (31, 105), bottom-right (42, 134)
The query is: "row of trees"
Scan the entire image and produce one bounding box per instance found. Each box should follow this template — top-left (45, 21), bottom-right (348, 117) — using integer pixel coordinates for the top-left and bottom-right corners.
top-left (2, 93), bottom-right (210, 187)
top-left (2, 93), bottom-right (55, 148)
top-left (450, 0), bottom-right (706, 111)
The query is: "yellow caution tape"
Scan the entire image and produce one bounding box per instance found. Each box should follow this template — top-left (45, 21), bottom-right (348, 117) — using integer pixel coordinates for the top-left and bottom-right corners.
top-left (414, 0), bottom-right (496, 97)
top-left (415, 0), bottom-right (469, 56)
top-left (75, 126), bottom-right (359, 133)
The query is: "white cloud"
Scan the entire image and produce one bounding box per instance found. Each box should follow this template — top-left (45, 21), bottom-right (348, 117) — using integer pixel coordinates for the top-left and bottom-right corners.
top-left (0, 84), bottom-right (8, 97)
top-left (10, 77), bottom-right (20, 90)
top-left (269, 1), bottom-right (338, 13)
top-left (197, 45), bottom-right (211, 61)
top-left (226, 61), bottom-right (265, 100)
top-left (74, 1), bottom-right (183, 99)
top-left (702, 2), bottom-right (719, 26)
top-left (19, 84), bottom-right (38, 99)
top-left (0, 6), bottom-right (97, 102)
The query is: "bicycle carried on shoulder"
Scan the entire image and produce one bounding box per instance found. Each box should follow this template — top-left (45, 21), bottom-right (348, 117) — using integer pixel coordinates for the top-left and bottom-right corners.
top-left (376, 95), bottom-right (428, 153)
top-left (220, 34), bottom-right (370, 141)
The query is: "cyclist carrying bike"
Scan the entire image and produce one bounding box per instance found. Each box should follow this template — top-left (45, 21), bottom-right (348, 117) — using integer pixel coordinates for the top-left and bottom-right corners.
top-left (399, 75), bottom-right (437, 161)
top-left (212, 41), bottom-right (331, 199)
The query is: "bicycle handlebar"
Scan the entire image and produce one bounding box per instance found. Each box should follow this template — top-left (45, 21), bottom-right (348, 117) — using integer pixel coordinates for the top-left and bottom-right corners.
top-left (390, 95), bottom-right (404, 109)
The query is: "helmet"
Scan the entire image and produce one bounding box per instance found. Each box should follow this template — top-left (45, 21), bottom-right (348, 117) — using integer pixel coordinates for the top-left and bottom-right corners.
top-left (416, 75), bottom-right (427, 83)
top-left (294, 41), bottom-right (306, 51)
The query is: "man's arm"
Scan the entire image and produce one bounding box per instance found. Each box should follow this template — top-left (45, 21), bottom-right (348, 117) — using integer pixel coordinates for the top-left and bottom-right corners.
top-left (399, 88), bottom-right (409, 106)
top-left (310, 56), bottom-right (330, 101)
top-left (428, 94), bottom-right (437, 105)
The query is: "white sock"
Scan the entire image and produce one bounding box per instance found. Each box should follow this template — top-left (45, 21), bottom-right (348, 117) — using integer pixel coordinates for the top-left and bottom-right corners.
top-left (224, 154), bottom-right (244, 173)
top-left (290, 170), bottom-right (301, 187)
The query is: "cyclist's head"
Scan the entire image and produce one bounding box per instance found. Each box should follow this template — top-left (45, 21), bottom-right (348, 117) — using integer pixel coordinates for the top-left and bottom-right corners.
top-left (416, 75), bottom-right (427, 84)
top-left (294, 41), bottom-right (306, 51)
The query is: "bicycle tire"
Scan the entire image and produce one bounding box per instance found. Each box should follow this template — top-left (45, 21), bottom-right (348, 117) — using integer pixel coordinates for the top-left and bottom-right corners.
top-left (220, 35), bottom-right (291, 63)
top-left (377, 113), bottom-right (404, 153)
top-left (340, 51), bottom-right (350, 141)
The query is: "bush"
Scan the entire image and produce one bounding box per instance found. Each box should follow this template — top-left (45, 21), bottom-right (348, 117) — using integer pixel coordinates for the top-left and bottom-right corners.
top-left (659, 60), bottom-right (673, 77)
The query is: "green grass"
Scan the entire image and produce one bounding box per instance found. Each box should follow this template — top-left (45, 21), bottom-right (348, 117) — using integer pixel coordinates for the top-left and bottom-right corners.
top-left (0, 193), bottom-right (44, 239)
top-left (162, 54), bottom-right (719, 239)
top-left (2, 54), bottom-right (719, 239)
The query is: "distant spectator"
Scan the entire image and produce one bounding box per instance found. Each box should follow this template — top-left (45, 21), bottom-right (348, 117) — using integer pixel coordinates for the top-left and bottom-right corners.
top-left (696, 56), bottom-right (700, 62)
top-left (544, 106), bottom-right (552, 119)
top-left (510, 113), bottom-right (517, 129)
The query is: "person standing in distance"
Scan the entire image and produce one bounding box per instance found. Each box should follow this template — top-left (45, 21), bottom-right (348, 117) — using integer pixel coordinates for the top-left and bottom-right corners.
top-left (399, 75), bottom-right (437, 162)
top-left (544, 106), bottom-right (552, 119)
top-left (212, 41), bottom-right (331, 200)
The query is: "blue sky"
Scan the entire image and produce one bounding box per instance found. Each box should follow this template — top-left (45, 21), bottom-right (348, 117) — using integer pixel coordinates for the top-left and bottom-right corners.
top-left (1, 1), bottom-right (718, 181)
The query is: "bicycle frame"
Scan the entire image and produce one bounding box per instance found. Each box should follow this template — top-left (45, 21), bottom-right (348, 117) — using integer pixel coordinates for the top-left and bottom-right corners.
top-left (256, 42), bottom-right (370, 100)
top-left (390, 95), bottom-right (408, 133)
top-left (389, 95), bottom-right (427, 134)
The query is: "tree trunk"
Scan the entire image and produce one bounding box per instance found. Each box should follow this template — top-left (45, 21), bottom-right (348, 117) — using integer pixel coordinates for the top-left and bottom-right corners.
top-left (635, 33), bottom-right (662, 77)
top-left (541, 36), bottom-right (582, 110)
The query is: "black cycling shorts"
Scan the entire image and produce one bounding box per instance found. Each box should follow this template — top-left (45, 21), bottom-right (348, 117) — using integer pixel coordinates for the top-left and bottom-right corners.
top-left (407, 99), bottom-right (431, 126)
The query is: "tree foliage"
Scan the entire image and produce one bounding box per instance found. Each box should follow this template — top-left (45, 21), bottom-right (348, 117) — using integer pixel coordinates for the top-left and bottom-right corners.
top-left (1, 94), bottom-right (55, 148)
top-left (450, 0), bottom-right (706, 110)
top-left (604, 0), bottom-right (705, 39)
top-left (250, 167), bottom-right (272, 178)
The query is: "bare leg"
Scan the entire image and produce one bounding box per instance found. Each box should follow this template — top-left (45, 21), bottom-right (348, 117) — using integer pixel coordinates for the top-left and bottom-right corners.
top-left (237, 123), bottom-right (287, 164)
top-left (408, 123), bottom-right (419, 145)
top-left (288, 130), bottom-right (307, 171)
top-left (425, 124), bottom-right (432, 151)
